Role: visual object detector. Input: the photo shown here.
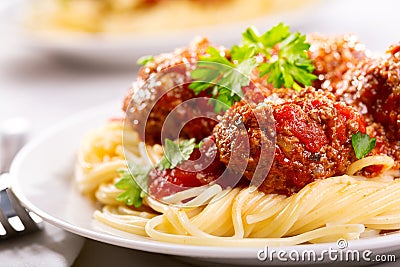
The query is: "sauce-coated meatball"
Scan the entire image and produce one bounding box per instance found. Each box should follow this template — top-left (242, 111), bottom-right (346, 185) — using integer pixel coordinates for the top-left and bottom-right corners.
top-left (214, 88), bottom-right (366, 195)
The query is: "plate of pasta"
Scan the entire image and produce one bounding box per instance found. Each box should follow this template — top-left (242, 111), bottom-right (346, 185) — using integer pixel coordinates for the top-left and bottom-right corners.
top-left (9, 24), bottom-right (400, 265)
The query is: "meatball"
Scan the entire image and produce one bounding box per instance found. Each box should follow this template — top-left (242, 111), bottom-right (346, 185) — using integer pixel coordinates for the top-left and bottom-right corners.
top-left (307, 34), bottom-right (367, 93)
top-left (364, 122), bottom-right (400, 173)
top-left (337, 44), bottom-right (400, 168)
top-left (123, 38), bottom-right (222, 145)
top-left (337, 44), bottom-right (400, 140)
top-left (242, 76), bottom-right (298, 105)
top-left (213, 98), bottom-right (276, 185)
top-left (214, 88), bottom-right (367, 195)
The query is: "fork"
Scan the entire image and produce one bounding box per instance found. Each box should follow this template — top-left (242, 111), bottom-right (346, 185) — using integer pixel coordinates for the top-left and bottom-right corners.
top-left (0, 118), bottom-right (42, 240)
top-left (0, 184), bottom-right (41, 240)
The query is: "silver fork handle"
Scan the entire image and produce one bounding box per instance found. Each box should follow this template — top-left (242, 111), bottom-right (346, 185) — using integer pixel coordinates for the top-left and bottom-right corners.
top-left (0, 174), bottom-right (14, 217)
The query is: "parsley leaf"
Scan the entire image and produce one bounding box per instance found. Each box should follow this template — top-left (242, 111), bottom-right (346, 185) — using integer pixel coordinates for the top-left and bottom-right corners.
top-left (137, 55), bottom-right (154, 66)
top-left (351, 132), bottom-right (376, 159)
top-left (194, 141), bottom-right (203, 149)
top-left (159, 138), bottom-right (197, 170)
top-left (115, 167), bottom-right (150, 207)
top-left (189, 23), bottom-right (316, 111)
top-left (221, 58), bottom-right (257, 97)
top-left (115, 138), bottom-right (199, 206)
top-left (251, 24), bottom-right (316, 90)
top-left (189, 47), bottom-right (257, 112)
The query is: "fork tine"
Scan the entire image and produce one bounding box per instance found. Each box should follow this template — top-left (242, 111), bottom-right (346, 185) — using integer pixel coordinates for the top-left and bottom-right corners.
top-left (0, 207), bottom-right (16, 239)
top-left (6, 189), bottom-right (40, 233)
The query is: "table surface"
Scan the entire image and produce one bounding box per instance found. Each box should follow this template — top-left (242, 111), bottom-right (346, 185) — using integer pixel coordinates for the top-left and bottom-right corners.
top-left (1, 0), bottom-right (400, 266)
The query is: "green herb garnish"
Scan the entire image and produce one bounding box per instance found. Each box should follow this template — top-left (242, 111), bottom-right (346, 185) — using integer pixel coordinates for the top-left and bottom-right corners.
top-left (137, 55), bottom-right (154, 66)
top-left (351, 132), bottom-right (376, 159)
top-left (158, 138), bottom-right (197, 170)
top-left (189, 23), bottom-right (316, 111)
top-left (115, 167), bottom-right (149, 208)
top-left (115, 138), bottom-right (199, 206)
top-left (189, 46), bottom-right (257, 112)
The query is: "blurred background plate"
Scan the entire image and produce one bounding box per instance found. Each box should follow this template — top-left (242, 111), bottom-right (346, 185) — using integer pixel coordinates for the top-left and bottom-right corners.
top-left (2, 0), bottom-right (322, 68)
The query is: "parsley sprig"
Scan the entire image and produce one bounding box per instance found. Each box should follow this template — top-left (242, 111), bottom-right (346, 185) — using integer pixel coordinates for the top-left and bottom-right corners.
top-left (189, 47), bottom-right (257, 112)
top-left (189, 23), bottom-right (316, 111)
top-left (115, 168), bottom-right (149, 208)
top-left (137, 55), bottom-right (154, 66)
top-left (115, 138), bottom-right (199, 206)
top-left (351, 132), bottom-right (376, 159)
top-left (158, 138), bottom-right (197, 170)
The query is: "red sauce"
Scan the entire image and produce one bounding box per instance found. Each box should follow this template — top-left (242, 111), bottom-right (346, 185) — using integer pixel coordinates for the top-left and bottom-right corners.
top-left (148, 137), bottom-right (225, 199)
top-left (274, 104), bottom-right (328, 153)
top-left (334, 103), bottom-right (366, 143)
top-left (363, 165), bottom-right (384, 177)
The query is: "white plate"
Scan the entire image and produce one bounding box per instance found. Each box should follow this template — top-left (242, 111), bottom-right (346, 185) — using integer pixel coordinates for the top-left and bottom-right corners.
top-left (9, 102), bottom-right (400, 266)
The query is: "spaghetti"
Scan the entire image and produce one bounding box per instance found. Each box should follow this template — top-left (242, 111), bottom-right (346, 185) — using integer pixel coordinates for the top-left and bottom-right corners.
top-left (76, 120), bottom-right (400, 246)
